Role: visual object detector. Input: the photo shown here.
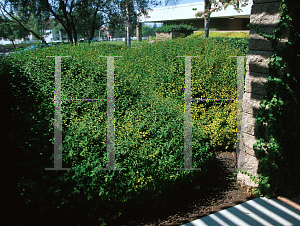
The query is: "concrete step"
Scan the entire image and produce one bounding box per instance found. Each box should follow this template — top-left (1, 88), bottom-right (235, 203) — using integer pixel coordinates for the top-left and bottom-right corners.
top-left (182, 196), bottom-right (300, 226)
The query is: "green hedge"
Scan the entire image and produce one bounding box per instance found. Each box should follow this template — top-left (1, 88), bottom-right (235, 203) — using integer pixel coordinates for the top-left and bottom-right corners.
top-left (155, 23), bottom-right (197, 35)
top-left (2, 36), bottom-right (248, 225)
top-left (188, 31), bottom-right (250, 39)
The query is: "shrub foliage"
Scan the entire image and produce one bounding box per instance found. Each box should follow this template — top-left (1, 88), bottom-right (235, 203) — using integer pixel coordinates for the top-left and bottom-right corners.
top-left (1, 35), bottom-right (248, 224)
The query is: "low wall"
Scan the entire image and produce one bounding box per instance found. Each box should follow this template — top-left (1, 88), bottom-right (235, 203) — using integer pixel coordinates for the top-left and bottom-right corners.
top-left (156, 31), bottom-right (191, 42)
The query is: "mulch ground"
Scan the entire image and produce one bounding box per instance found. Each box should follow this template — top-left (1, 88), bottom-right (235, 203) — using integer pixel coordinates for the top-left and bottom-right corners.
top-left (5, 148), bottom-right (298, 226)
top-left (105, 150), bottom-right (257, 226)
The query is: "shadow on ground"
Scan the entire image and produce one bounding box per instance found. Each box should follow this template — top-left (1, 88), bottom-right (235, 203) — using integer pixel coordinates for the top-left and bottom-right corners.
top-left (104, 148), bottom-right (254, 226)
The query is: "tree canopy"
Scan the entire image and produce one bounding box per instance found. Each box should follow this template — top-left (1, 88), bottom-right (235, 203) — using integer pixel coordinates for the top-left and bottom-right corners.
top-left (0, 14), bottom-right (30, 48)
top-left (0, 0), bottom-right (164, 45)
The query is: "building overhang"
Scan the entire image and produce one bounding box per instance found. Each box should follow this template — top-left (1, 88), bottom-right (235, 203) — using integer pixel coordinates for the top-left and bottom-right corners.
top-left (137, 1), bottom-right (252, 23)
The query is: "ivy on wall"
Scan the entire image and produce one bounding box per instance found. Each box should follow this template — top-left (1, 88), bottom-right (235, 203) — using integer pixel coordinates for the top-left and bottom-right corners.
top-left (233, 0), bottom-right (300, 198)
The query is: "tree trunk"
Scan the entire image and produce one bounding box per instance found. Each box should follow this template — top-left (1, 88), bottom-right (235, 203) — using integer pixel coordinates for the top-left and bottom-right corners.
top-left (124, 1), bottom-right (131, 47)
top-left (88, 8), bottom-right (99, 41)
top-left (70, 18), bottom-right (77, 43)
top-left (66, 29), bottom-right (73, 44)
top-left (136, 21), bottom-right (142, 42)
top-left (125, 23), bottom-right (131, 47)
top-left (204, 0), bottom-right (211, 38)
top-left (10, 39), bottom-right (16, 49)
top-left (111, 29), bottom-right (115, 40)
top-left (73, 29), bottom-right (78, 43)
top-left (89, 23), bottom-right (97, 41)
top-left (60, 1), bottom-right (74, 44)
top-left (204, 16), bottom-right (211, 38)
top-left (63, 22), bottom-right (74, 44)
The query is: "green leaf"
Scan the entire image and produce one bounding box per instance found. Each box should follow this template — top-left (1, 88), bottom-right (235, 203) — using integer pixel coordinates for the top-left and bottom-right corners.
top-left (276, 56), bottom-right (282, 62)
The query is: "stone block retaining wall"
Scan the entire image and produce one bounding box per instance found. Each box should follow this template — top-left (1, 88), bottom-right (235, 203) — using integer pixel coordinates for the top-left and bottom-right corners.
top-left (237, 0), bottom-right (289, 187)
top-left (155, 32), bottom-right (191, 42)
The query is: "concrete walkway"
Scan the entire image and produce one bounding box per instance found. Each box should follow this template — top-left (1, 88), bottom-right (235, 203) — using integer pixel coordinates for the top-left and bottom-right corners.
top-left (182, 196), bottom-right (300, 226)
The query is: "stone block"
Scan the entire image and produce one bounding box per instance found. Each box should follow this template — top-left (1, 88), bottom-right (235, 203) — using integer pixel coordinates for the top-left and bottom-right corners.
top-left (248, 27), bottom-right (289, 51)
top-left (241, 109), bottom-right (270, 143)
top-left (236, 150), bottom-right (259, 187)
top-left (246, 50), bottom-right (273, 74)
top-left (241, 112), bottom-right (257, 136)
top-left (242, 92), bottom-right (264, 115)
top-left (237, 171), bottom-right (259, 187)
top-left (237, 132), bottom-right (259, 187)
top-left (248, 27), bottom-right (276, 51)
top-left (244, 71), bottom-right (268, 95)
top-left (250, 2), bottom-right (281, 27)
top-left (242, 132), bottom-right (258, 154)
top-left (156, 31), bottom-right (189, 42)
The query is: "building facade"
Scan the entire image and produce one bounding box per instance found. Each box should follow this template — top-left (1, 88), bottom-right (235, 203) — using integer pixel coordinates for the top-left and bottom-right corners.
top-left (137, 1), bottom-right (253, 31)
top-left (0, 29), bottom-right (66, 45)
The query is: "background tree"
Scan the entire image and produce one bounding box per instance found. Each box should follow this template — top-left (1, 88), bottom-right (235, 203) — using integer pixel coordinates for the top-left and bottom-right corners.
top-left (106, 10), bottom-right (129, 40)
top-left (0, 15), bottom-right (30, 48)
top-left (107, 23), bottom-right (158, 39)
top-left (106, 4), bottom-right (141, 40)
top-left (69, 6), bottom-right (107, 41)
top-left (0, 0), bottom-right (118, 44)
top-left (193, 0), bottom-right (250, 38)
top-left (74, 1), bottom-right (115, 41)
top-left (52, 20), bottom-right (68, 41)
top-left (1, 0), bottom-right (164, 45)
top-left (151, 22), bottom-right (158, 34)
top-left (26, 14), bottom-right (55, 41)
top-left (124, 0), bottom-right (134, 46)
top-left (162, 0), bottom-right (250, 38)
top-left (0, 1), bottom-right (49, 45)
top-left (111, 0), bottom-right (163, 47)
top-left (42, 0), bottom-right (115, 43)
top-left (143, 23), bottom-right (159, 37)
